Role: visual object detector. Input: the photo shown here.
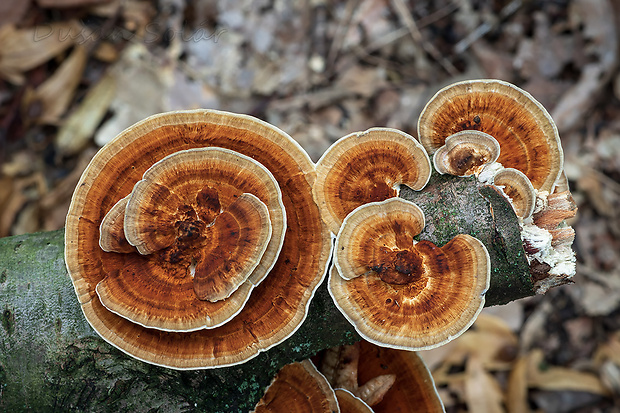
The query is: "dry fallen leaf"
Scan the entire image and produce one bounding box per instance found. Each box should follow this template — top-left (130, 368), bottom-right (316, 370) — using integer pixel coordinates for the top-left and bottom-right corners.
top-left (56, 72), bottom-right (116, 156)
top-left (0, 0), bottom-right (31, 28)
top-left (506, 356), bottom-right (530, 413)
top-left (526, 349), bottom-right (610, 396)
top-left (35, 0), bottom-right (112, 8)
top-left (464, 354), bottom-right (505, 413)
top-left (0, 21), bottom-right (83, 84)
top-left (93, 44), bottom-right (168, 147)
top-left (22, 45), bottom-right (88, 124)
top-left (551, 0), bottom-right (618, 133)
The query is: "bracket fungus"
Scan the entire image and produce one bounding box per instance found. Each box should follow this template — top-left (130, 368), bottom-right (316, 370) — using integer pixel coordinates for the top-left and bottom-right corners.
top-left (99, 195), bottom-right (133, 253)
top-left (356, 340), bottom-right (445, 413)
top-left (416, 79), bottom-right (576, 294)
top-left (330, 197), bottom-right (490, 350)
top-left (65, 109), bottom-right (331, 369)
top-left (313, 127), bottom-right (431, 234)
top-left (418, 79), bottom-right (563, 193)
top-left (492, 167), bottom-right (537, 220)
top-left (253, 360), bottom-right (339, 413)
top-left (432, 130), bottom-right (500, 177)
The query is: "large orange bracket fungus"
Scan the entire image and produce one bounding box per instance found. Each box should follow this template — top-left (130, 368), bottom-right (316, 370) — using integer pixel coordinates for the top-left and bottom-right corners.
top-left (65, 109), bottom-right (332, 369)
top-left (330, 198), bottom-right (490, 350)
top-left (96, 147), bottom-right (285, 332)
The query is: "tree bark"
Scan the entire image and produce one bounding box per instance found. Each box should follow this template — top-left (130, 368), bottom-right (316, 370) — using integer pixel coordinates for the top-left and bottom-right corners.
top-left (0, 173), bottom-right (536, 412)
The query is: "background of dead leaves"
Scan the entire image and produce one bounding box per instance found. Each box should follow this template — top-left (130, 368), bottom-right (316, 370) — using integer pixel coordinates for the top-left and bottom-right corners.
top-left (1, 0), bottom-right (619, 411)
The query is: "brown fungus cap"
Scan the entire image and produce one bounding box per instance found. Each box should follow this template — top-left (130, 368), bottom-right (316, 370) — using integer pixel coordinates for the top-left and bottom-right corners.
top-left (330, 198), bottom-right (490, 350)
top-left (335, 389), bottom-right (373, 413)
top-left (319, 342), bottom-right (395, 406)
top-left (418, 79), bottom-right (563, 193)
top-left (493, 167), bottom-right (537, 220)
top-left (253, 360), bottom-right (339, 413)
top-left (432, 130), bottom-right (500, 176)
top-left (335, 197), bottom-right (425, 282)
top-left (313, 127), bottom-right (431, 234)
top-left (356, 340), bottom-right (445, 413)
top-left (124, 148), bottom-right (277, 296)
top-left (96, 147), bottom-right (281, 331)
top-left (65, 109), bottom-right (331, 369)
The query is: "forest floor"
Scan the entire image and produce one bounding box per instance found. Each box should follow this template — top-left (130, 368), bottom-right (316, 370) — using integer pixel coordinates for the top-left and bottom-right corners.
top-left (1, 0), bottom-right (619, 411)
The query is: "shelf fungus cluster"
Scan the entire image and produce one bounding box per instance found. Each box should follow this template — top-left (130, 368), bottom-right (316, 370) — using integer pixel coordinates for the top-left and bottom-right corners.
top-left (313, 128), bottom-right (490, 351)
top-left (65, 110), bottom-right (331, 369)
top-left (315, 79), bottom-right (576, 354)
top-left (418, 79), bottom-right (577, 292)
top-left (64, 79), bottom-right (576, 398)
top-left (253, 340), bottom-right (444, 412)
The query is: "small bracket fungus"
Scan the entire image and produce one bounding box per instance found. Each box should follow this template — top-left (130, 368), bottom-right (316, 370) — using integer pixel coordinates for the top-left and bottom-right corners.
top-left (330, 198), bottom-right (490, 351)
top-left (432, 130), bottom-right (500, 176)
top-left (313, 127), bottom-right (431, 234)
top-left (418, 79), bottom-right (563, 193)
top-left (492, 167), bottom-right (537, 220)
top-left (99, 195), bottom-right (133, 253)
top-left (253, 360), bottom-right (339, 413)
top-left (335, 198), bottom-right (426, 283)
top-left (319, 342), bottom-right (396, 406)
top-left (65, 109), bottom-right (331, 369)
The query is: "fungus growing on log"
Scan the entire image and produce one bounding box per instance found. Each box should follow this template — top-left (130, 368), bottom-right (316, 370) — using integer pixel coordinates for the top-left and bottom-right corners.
top-left (492, 168), bottom-right (537, 220)
top-left (95, 147), bottom-right (285, 332)
top-left (416, 79), bottom-right (576, 297)
top-left (330, 198), bottom-right (490, 350)
top-left (356, 340), bottom-right (445, 413)
top-left (65, 109), bottom-right (331, 369)
top-left (313, 127), bottom-right (431, 234)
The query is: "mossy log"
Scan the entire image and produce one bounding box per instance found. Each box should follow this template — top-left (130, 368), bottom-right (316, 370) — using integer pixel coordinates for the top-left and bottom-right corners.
top-left (0, 173), bottom-right (535, 412)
